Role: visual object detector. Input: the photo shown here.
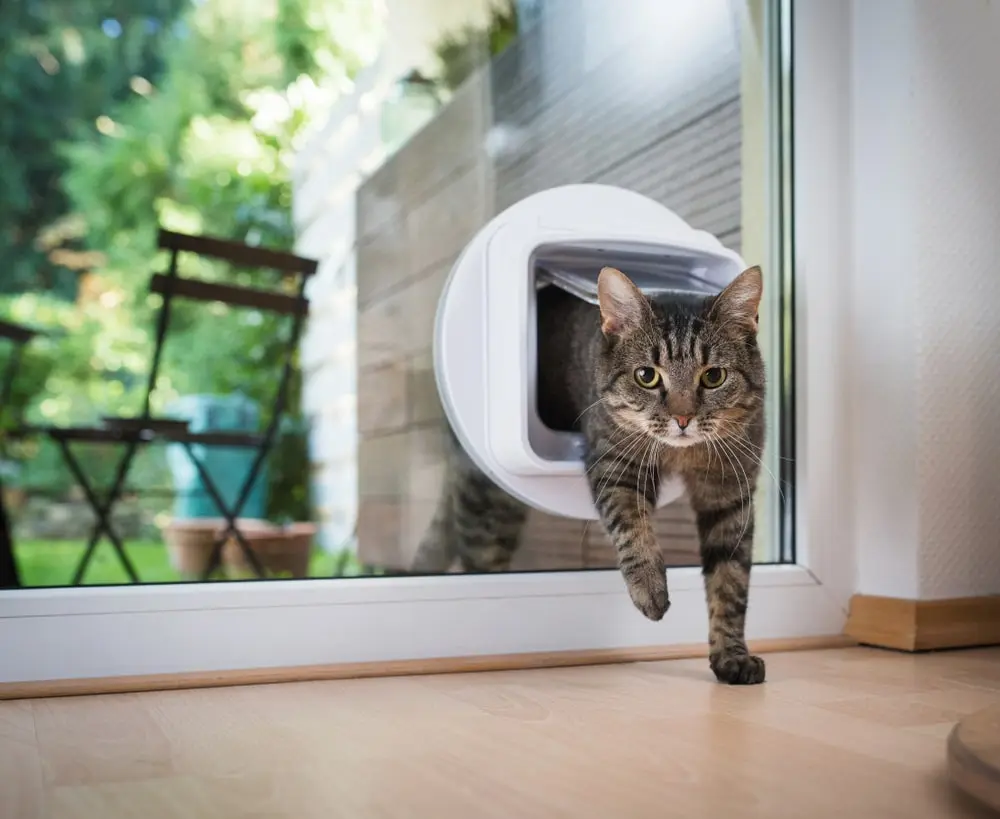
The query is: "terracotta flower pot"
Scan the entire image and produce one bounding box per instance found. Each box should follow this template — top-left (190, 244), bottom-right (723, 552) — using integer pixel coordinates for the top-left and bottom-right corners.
top-left (163, 518), bottom-right (273, 580)
top-left (223, 522), bottom-right (317, 579)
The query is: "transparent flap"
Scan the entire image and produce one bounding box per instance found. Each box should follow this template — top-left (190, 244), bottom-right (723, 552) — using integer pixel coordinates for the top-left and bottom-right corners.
top-left (535, 254), bottom-right (721, 306)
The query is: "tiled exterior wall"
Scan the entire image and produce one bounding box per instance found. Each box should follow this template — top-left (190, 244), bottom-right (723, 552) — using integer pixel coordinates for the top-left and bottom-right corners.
top-left (356, 0), bottom-right (744, 570)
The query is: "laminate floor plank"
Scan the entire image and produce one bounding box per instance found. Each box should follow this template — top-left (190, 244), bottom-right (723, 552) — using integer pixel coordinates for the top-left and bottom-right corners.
top-left (1, 647), bottom-right (997, 818)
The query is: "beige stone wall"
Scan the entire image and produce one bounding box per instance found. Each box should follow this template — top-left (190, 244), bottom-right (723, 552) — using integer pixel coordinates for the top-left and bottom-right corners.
top-left (295, 1), bottom-right (496, 553)
top-left (356, 0), bottom-right (745, 571)
top-left (355, 76), bottom-right (496, 569)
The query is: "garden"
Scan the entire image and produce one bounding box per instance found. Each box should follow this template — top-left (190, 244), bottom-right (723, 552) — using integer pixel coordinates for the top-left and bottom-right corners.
top-left (0, 0), bottom-right (380, 585)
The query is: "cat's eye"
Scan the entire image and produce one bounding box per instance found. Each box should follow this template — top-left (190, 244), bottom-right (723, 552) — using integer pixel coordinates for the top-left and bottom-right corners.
top-left (700, 367), bottom-right (727, 389)
top-left (633, 366), bottom-right (661, 389)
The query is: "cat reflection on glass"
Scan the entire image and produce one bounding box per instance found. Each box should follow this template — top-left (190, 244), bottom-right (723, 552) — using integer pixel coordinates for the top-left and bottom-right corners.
top-left (414, 265), bottom-right (766, 685)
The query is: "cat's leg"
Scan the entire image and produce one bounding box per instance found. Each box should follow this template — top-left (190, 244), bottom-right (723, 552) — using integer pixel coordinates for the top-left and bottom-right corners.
top-left (411, 425), bottom-right (464, 572)
top-left (410, 483), bottom-right (456, 572)
top-left (411, 425), bottom-right (528, 573)
top-left (585, 429), bottom-right (668, 620)
top-left (453, 472), bottom-right (528, 572)
top-left (411, 467), bottom-right (526, 573)
top-left (684, 470), bottom-right (765, 685)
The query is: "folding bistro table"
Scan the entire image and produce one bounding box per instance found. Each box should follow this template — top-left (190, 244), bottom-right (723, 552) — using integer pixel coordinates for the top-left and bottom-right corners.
top-left (42, 229), bottom-right (316, 584)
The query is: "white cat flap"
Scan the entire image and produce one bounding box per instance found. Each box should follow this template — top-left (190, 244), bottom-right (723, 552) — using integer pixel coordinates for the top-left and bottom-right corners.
top-left (433, 184), bottom-right (745, 520)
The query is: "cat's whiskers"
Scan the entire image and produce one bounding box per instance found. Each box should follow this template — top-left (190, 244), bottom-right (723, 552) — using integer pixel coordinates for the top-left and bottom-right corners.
top-left (633, 440), bottom-right (651, 516)
top-left (593, 430), bottom-right (652, 501)
top-left (704, 431), bottom-right (745, 543)
top-left (594, 443), bottom-right (646, 502)
top-left (707, 431), bottom-right (742, 496)
top-left (703, 433), bottom-right (722, 483)
top-left (653, 441), bottom-right (664, 498)
top-left (716, 423), bottom-right (786, 505)
top-left (725, 433), bottom-right (774, 475)
top-left (586, 426), bottom-right (643, 466)
top-left (713, 434), bottom-right (754, 558)
top-left (584, 428), bottom-right (644, 479)
top-left (636, 438), bottom-right (659, 517)
top-left (573, 395), bottom-right (610, 426)
top-left (645, 443), bottom-right (656, 515)
top-left (596, 441), bottom-right (647, 509)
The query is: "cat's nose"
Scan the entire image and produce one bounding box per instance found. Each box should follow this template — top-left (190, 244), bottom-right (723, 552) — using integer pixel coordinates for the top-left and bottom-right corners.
top-left (673, 415), bottom-right (692, 430)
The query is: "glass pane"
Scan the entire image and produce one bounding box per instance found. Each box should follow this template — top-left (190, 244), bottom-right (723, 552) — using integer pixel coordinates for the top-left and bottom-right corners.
top-left (304, 0), bottom-right (790, 575)
top-left (0, 0), bottom-right (790, 588)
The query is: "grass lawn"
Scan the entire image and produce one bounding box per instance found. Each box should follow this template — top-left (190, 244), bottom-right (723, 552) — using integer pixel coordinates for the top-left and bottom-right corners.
top-left (14, 540), bottom-right (362, 587)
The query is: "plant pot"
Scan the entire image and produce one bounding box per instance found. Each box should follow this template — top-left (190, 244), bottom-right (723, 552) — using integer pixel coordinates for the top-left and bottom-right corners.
top-left (223, 522), bottom-right (316, 579)
top-left (163, 518), bottom-right (272, 580)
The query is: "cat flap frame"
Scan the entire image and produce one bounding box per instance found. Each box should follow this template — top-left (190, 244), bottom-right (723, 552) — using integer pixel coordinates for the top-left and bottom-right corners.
top-left (434, 184), bottom-right (744, 520)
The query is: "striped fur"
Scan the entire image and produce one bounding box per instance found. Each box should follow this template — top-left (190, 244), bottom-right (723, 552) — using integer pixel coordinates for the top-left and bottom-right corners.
top-left (413, 266), bottom-right (767, 685)
top-left (411, 425), bottom-right (528, 574)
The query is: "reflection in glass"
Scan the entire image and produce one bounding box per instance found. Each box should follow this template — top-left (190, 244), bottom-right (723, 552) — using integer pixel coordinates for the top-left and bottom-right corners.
top-left (305, 0), bottom-right (788, 574)
top-left (1, 0), bottom-right (789, 587)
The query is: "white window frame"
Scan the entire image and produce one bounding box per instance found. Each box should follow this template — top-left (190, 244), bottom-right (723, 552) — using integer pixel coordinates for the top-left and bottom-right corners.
top-left (0, 0), bottom-right (854, 685)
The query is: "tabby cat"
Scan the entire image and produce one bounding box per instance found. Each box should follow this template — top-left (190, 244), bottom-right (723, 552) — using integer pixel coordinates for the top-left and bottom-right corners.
top-left (412, 265), bottom-right (767, 685)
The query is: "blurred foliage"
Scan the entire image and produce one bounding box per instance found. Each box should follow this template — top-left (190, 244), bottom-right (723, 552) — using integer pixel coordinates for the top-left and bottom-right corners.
top-left (1, 0), bottom-right (382, 522)
top-left (433, 1), bottom-right (518, 92)
top-left (0, 0), bottom-right (187, 298)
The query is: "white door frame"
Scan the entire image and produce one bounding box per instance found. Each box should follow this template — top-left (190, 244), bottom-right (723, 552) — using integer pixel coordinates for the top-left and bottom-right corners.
top-left (0, 0), bottom-right (854, 685)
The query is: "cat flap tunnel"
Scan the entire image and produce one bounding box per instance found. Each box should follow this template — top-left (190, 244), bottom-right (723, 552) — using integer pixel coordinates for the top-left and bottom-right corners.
top-left (433, 184), bottom-right (745, 520)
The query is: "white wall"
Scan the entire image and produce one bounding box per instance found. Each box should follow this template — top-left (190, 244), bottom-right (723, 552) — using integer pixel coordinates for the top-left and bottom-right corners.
top-left (810, 0), bottom-right (1000, 600)
top-left (848, 1), bottom-right (923, 600)
top-left (909, 1), bottom-right (1000, 599)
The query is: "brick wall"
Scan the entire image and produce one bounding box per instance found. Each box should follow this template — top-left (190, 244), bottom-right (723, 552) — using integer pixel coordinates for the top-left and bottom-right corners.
top-left (356, 0), bottom-right (744, 570)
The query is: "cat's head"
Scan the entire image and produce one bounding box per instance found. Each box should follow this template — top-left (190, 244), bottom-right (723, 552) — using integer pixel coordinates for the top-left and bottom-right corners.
top-left (595, 265), bottom-right (765, 449)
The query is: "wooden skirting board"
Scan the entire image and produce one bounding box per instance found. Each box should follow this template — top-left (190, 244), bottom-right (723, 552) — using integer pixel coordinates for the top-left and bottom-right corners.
top-left (0, 634), bottom-right (853, 701)
top-left (845, 594), bottom-right (1000, 652)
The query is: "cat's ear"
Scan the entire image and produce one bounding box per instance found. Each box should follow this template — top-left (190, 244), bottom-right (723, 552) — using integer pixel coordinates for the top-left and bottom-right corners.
top-left (598, 267), bottom-right (647, 337)
top-left (711, 265), bottom-right (762, 331)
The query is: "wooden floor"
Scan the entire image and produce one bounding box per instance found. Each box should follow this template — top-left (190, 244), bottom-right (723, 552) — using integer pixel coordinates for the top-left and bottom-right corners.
top-left (2, 647), bottom-right (999, 819)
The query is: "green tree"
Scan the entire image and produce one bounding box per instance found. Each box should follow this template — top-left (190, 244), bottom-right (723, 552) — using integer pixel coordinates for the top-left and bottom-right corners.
top-left (43, 0), bottom-right (380, 520)
top-left (0, 0), bottom-right (186, 299)
top-left (433, 1), bottom-right (518, 92)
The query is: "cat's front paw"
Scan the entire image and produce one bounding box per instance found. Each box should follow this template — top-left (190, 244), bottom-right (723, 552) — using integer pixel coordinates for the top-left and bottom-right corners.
top-left (625, 560), bottom-right (670, 621)
top-left (710, 652), bottom-right (766, 685)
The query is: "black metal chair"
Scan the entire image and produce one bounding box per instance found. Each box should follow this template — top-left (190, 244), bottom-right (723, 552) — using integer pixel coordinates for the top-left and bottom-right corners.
top-left (0, 319), bottom-right (41, 588)
top-left (44, 229), bottom-right (317, 584)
